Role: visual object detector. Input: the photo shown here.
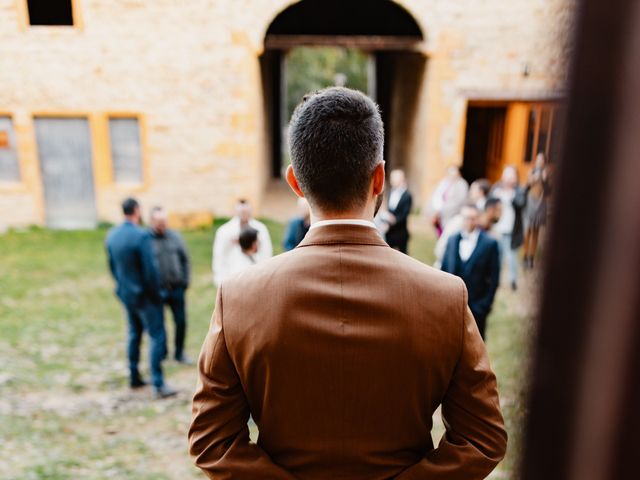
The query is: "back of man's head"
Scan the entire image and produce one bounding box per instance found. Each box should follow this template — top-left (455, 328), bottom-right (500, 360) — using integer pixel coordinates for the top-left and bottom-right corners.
top-left (288, 87), bottom-right (384, 213)
top-left (482, 196), bottom-right (503, 227)
top-left (239, 227), bottom-right (259, 253)
top-left (484, 196), bottom-right (501, 212)
top-left (122, 197), bottom-right (139, 216)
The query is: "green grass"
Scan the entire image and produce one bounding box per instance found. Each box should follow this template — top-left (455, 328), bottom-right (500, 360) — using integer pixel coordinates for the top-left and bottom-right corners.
top-left (0, 218), bottom-right (530, 479)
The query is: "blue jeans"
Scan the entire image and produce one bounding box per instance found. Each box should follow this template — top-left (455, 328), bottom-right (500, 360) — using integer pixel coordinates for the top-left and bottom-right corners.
top-left (162, 287), bottom-right (187, 360)
top-left (124, 300), bottom-right (167, 389)
top-left (499, 233), bottom-right (519, 285)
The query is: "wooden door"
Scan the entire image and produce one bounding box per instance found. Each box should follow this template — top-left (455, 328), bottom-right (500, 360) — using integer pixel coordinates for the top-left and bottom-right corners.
top-left (35, 117), bottom-right (97, 229)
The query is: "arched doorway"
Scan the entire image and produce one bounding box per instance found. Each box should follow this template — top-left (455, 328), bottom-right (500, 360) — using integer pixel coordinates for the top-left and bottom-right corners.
top-left (260, 0), bottom-right (427, 192)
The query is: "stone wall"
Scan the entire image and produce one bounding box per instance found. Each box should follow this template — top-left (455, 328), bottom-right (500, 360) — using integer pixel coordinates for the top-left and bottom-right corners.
top-left (0, 0), bottom-right (574, 227)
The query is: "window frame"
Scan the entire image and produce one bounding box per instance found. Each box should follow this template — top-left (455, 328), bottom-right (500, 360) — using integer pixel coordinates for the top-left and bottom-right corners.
top-left (106, 113), bottom-right (149, 190)
top-left (18, 0), bottom-right (84, 30)
top-left (524, 103), bottom-right (558, 164)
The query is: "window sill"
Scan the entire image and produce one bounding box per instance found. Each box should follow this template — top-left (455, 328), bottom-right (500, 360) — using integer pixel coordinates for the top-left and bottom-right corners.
top-left (110, 182), bottom-right (148, 193)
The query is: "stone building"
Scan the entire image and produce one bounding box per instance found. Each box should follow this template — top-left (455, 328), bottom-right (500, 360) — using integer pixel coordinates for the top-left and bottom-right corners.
top-left (0, 0), bottom-right (573, 229)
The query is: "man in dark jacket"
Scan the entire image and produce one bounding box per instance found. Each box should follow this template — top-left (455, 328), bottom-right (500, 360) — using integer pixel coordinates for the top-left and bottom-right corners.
top-left (283, 198), bottom-right (310, 251)
top-left (441, 203), bottom-right (501, 338)
top-left (384, 169), bottom-right (413, 253)
top-left (106, 198), bottom-right (176, 398)
top-left (149, 206), bottom-right (192, 365)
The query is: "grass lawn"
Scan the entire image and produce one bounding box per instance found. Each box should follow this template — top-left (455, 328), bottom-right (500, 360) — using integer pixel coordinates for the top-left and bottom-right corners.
top-left (0, 219), bottom-right (532, 479)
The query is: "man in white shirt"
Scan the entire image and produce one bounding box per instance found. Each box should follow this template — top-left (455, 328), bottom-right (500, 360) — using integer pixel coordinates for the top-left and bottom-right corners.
top-left (212, 200), bottom-right (272, 286)
top-left (440, 203), bottom-right (501, 338)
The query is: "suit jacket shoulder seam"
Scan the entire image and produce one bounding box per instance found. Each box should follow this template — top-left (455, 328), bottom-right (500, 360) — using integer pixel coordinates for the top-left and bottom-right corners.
top-left (458, 279), bottom-right (466, 366)
top-left (208, 286), bottom-right (226, 375)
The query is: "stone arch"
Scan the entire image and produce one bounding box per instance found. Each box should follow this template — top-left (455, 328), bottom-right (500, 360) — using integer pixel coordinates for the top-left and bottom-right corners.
top-left (259, 0), bottom-right (428, 197)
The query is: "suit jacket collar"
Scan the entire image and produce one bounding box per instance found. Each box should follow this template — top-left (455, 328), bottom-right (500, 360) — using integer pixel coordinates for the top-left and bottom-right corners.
top-left (297, 224), bottom-right (388, 247)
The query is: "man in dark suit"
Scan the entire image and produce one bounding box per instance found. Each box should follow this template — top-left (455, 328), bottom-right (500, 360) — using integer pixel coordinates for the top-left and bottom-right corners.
top-left (106, 198), bottom-right (176, 398)
top-left (441, 203), bottom-right (501, 338)
top-left (189, 87), bottom-right (506, 478)
top-left (384, 168), bottom-right (413, 253)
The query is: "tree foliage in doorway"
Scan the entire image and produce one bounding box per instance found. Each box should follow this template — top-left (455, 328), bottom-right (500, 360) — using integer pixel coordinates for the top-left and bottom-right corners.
top-left (286, 47), bottom-right (369, 121)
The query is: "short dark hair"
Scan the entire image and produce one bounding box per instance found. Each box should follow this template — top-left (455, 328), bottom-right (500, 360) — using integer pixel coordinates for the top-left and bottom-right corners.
top-left (288, 87), bottom-right (384, 212)
top-left (484, 196), bottom-right (501, 211)
top-left (239, 227), bottom-right (258, 251)
top-left (472, 178), bottom-right (491, 197)
top-left (122, 197), bottom-right (139, 216)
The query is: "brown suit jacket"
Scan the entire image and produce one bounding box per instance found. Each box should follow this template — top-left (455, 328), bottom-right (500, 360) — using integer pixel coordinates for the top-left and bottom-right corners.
top-left (189, 224), bottom-right (507, 479)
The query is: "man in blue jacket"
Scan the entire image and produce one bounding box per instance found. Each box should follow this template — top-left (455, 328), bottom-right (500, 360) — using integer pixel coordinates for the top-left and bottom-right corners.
top-left (441, 202), bottom-right (501, 338)
top-left (106, 198), bottom-right (176, 398)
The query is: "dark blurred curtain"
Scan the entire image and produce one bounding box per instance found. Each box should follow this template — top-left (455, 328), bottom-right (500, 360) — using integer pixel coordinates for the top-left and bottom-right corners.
top-left (523, 1), bottom-right (640, 479)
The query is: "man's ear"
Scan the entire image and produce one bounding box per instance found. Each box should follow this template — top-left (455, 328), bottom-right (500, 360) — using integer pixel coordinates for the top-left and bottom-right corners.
top-left (285, 165), bottom-right (305, 198)
top-left (372, 162), bottom-right (386, 196)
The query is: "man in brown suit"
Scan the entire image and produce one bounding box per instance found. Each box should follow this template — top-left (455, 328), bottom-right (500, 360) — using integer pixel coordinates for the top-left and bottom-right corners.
top-left (189, 87), bottom-right (507, 479)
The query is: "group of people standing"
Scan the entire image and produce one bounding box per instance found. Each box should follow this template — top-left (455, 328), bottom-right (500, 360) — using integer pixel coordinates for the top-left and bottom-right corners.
top-left (105, 154), bottom-right (550, 393)
top-left (107, 196), bottom-right (295, 397)
top-left (429, 155), bottom-right (552, 337)
top-left (364, 157), bottom-right (550, 339)
top-left (105, 198), bottom-right (191, 398)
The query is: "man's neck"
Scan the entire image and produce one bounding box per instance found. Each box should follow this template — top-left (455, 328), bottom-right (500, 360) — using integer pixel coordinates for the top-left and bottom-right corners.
top-left (310, 206), bottom-right (375, 224)
top-left (312, 213), bottom-right (374, 223)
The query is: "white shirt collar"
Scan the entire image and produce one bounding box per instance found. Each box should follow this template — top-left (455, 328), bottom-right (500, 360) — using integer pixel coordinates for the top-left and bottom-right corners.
top-left (459, 229), bottom-right (480, 262)
top-left (461, 229), bottom-right (480, 241)
top-left (388, 187), bottom-right (406, 210)
top-left (309, 219), bottom-right (377, 230)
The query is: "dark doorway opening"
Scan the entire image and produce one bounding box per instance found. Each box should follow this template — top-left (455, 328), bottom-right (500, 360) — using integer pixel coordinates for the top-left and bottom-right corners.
top-left (265, 0), bottom-right (422, 37)
top-left (27, 0), bottom-right (74, 26)
top-left (461, 106), bottom-right (507, 183)
top-left (261, 0), bottom-right (425, 181)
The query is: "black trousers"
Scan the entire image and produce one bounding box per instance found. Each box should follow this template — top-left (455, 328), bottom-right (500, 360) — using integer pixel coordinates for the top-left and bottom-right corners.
top-left (386, 230), bottom-right (409, 254)
top-left (162, 287), bottom-right (187, 359)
